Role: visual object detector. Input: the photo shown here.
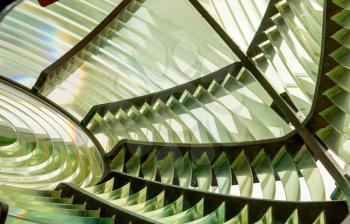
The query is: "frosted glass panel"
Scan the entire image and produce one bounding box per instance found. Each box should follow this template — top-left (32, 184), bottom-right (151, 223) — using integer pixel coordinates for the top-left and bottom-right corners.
top-left (45, 0), bottom-right (238, 119)
top-left (198, 0), bottom-right (269, 51)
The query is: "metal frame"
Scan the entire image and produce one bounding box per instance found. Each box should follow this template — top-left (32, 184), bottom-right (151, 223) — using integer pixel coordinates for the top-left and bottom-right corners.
top-left (0, 201), bottom-right (8, 224)
top-left (188, 0), bottom-right (350, 202)
top-left (0, 0), bottom-right (350, 222)
top-left (79, 0), bottom-right (350, 205)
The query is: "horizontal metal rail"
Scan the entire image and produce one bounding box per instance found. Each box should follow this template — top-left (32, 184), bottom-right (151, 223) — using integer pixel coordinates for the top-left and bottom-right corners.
top-left (98, 171), bottom-right (348, 223)
top-left (56, 182), bottom-right (156, 224)
top-left (81, 62), bottom-right (243, 126)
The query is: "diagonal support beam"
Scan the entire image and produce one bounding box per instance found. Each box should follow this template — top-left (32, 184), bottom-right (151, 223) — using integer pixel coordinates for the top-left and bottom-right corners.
top-left (246, 0), bottom-right (279, 57)
top-left (188, 0), bottom-right (300, 124)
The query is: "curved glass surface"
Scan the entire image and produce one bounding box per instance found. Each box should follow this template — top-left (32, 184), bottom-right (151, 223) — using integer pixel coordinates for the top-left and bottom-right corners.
top-left (0, 81), bottom-right (103, 190)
